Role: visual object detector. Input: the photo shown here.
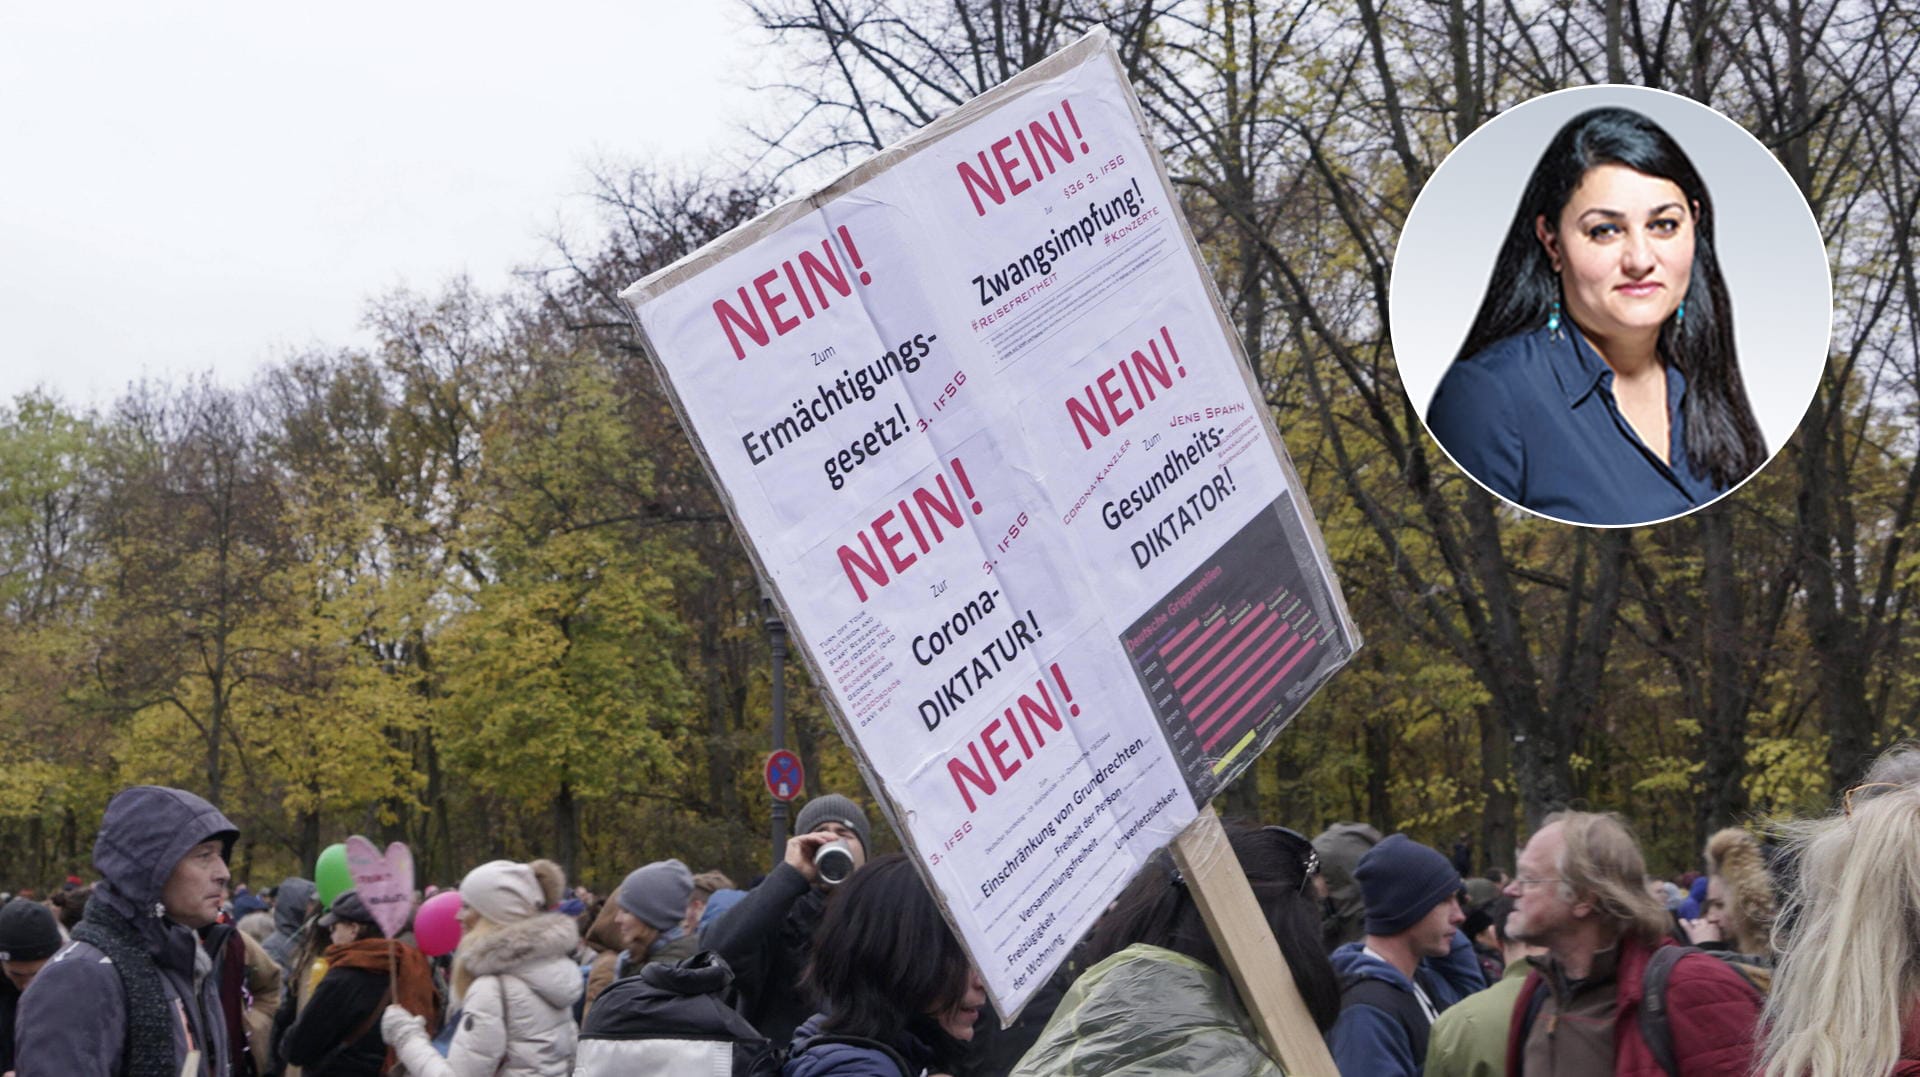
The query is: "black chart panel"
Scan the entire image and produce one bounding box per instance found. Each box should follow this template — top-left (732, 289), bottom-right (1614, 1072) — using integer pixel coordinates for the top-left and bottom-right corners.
top-left (1120, 493), bottom-right (1354, 804)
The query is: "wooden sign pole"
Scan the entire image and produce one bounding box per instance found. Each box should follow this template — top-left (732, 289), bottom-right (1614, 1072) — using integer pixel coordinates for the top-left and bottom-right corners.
top-left (1170, 806), bottom-right (1341, 1077)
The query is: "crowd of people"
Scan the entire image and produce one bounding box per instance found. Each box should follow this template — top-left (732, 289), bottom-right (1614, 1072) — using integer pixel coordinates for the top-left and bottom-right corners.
top-left (1, 741), bottom-right (1916, 1076)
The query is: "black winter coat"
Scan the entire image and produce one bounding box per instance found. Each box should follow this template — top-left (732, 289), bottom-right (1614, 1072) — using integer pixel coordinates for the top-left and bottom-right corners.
top-left (700, 862), bottom-right (825, 1047)
top-left (575, 952), bottom-right (775, 1075)
top-left (281, 965), bottom-right (389, 1076)
top-left (1, 976), bottom-right (18, 1072)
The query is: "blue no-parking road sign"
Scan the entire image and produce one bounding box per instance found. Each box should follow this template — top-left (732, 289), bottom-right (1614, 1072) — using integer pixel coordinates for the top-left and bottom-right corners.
top-left (765, 749), bottom-right (804, 801)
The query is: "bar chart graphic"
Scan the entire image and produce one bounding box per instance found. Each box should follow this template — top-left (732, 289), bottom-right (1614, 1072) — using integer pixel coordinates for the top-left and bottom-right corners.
top-left (1121, 494), bottom-right (1352, 803)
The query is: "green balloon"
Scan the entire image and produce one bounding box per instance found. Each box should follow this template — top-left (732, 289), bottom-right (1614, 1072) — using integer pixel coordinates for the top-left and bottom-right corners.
top-left (315, 843), bottom-right (352, 909)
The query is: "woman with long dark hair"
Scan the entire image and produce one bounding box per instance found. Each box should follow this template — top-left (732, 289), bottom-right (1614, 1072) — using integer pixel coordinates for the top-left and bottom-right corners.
top-left (1011, 823), bottom-right (1340, 1076)
top-left (783, 854), bottom-right (985, 1077)
top-left (1426, 106), bottom-right (1765, 525)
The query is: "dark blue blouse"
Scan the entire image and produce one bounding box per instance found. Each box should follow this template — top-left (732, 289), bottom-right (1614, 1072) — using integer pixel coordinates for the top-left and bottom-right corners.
top-left (1425, 325), bottom-right (1724, 525)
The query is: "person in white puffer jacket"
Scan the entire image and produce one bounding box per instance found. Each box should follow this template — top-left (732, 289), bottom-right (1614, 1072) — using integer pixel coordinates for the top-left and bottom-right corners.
top-left (382, 858), bottom-right (583, 1076)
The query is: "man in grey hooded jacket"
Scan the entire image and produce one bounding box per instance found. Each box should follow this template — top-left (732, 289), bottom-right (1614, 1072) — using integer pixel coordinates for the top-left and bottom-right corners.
top-left (14, 785), bottom-right (241, 1077)
top-left (261, 875), bottom-right (316, 976)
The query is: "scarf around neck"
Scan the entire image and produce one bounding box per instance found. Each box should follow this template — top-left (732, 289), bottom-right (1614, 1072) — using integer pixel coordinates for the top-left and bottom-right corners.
top-left (70, 898), bottom-right (191, 1077)
top-left (323, 937), bottom-right (442, 1035)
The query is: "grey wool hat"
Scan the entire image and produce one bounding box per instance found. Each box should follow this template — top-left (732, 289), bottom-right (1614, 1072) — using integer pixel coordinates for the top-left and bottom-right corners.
top-left (617, 859), bottom-right (694, 930)
top-left (794, 794), bottom-right (872, 853)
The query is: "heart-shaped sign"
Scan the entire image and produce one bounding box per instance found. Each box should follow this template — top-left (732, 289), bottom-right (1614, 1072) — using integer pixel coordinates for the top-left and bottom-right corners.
top-left (344, 835), bottom-right (416, 942)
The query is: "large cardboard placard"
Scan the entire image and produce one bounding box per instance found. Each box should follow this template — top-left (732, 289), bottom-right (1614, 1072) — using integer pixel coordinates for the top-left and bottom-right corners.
top-left (623, 29), bottom-right (1358, 1018)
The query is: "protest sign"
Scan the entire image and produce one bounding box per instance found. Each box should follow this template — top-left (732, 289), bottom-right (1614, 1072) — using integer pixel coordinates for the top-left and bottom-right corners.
top-left (344, 835), bottom-right (415, 943)
top-left (622, 29), bottom-right (1357, 1024)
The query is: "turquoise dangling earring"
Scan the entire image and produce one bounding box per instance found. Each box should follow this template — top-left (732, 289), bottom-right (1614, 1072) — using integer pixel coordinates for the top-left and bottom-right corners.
top-left (1675, 299), bottom-right (1686, 326)
top-left (1547, 298), bottom-right (1562, 334)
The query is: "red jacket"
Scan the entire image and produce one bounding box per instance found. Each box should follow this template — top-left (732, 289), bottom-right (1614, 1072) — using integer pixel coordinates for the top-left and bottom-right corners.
top-left (1505, 934), bottom-right (1761, 1076)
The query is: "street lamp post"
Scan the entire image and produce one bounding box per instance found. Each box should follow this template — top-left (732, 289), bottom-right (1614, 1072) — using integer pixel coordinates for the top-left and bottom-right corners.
top-left (765, 594), bottom-right (789, 867)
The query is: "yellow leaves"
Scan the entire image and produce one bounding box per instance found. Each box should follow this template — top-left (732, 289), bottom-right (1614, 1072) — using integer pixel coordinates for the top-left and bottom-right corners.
top-left (1893, 540), bottom-right (1920, 594)
top-left (1743, 735), bottom-right (1830, 816)
top-left (429, 351), bottom-right (697, 811)
top-left (0, 760), bottom-right (66, 819)
top-left (433, 558), bottom-right (693, 805)
top-left (1631, 757), bottom-right (1704, 796)
top-left (1391, 772), bottom-right (1478, 831)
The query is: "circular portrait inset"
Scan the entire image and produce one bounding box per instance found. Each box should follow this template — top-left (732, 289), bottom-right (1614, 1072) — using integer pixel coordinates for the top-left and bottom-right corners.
top-left (1390, 86), bottom-right (1830, 527)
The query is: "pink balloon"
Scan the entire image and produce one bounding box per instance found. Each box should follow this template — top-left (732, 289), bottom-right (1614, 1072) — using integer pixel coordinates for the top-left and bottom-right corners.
top-left (414, 890), bottom-right (464, 957)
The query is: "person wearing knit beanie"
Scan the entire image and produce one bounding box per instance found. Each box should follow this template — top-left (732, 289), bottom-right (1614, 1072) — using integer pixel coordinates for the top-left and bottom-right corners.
top-left (702, 790), bottom-right (877, 1046)
top-left (1358, 833), bottom-right (1469, 936)
top-left (1326, 833), bottom-right (1486, 1077)
top-left (577, 860), bottom-right (700, 1019)
top-left (461, 859), bottom-right (565, 925)
top-left (616, 859), bottom-right (694, 931)
top-left (0, 897), bottom-right (64, 1074)
top-left (793, 793), bottom-right (872, 856)
top-left (0, 897), bottom-right (64, 989)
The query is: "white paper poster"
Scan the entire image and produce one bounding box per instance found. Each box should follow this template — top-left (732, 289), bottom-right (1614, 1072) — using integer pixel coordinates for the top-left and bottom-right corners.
top-left (623, 30), bottom-right (1358, 1017)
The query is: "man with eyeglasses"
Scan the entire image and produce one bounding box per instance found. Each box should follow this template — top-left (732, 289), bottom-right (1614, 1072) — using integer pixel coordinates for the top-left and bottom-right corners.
top-left (1501, 811), bottom-right (1762, 1075)
top-left (1328, 833), bottom-right (1488, 1076)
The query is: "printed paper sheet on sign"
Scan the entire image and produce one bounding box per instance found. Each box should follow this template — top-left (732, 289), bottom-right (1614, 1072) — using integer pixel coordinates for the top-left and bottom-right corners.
top-left (621, 29), bottom-right (1358, 1020)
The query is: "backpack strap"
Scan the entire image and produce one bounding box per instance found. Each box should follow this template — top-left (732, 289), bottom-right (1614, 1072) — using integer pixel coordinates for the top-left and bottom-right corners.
top-left (1637, 945), bottom-right (1693, 1077)
top-left (312, 985), bottom-right (393, 1075)
top-left (1340, 975), bottom-right (1433, 1064)
top-left (795, 1034), bottom-right (917, 1077)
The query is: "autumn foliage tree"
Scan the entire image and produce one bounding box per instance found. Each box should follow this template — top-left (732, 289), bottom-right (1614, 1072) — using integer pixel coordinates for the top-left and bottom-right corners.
top-left (2, 0), bottom-right (1916, 885)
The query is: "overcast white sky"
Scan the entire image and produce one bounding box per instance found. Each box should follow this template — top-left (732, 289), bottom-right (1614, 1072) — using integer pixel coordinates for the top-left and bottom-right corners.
top-left (1, 3), bottom-right (775, 407)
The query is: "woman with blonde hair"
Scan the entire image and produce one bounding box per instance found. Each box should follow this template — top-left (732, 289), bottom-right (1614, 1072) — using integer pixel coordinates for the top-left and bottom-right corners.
top-left (381, 858), bottom-right (583, 1076)
top-left (1758, 741), bottom-right (1920, 1077)
top-left (1679, 826), bottom-right (1777, 958)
